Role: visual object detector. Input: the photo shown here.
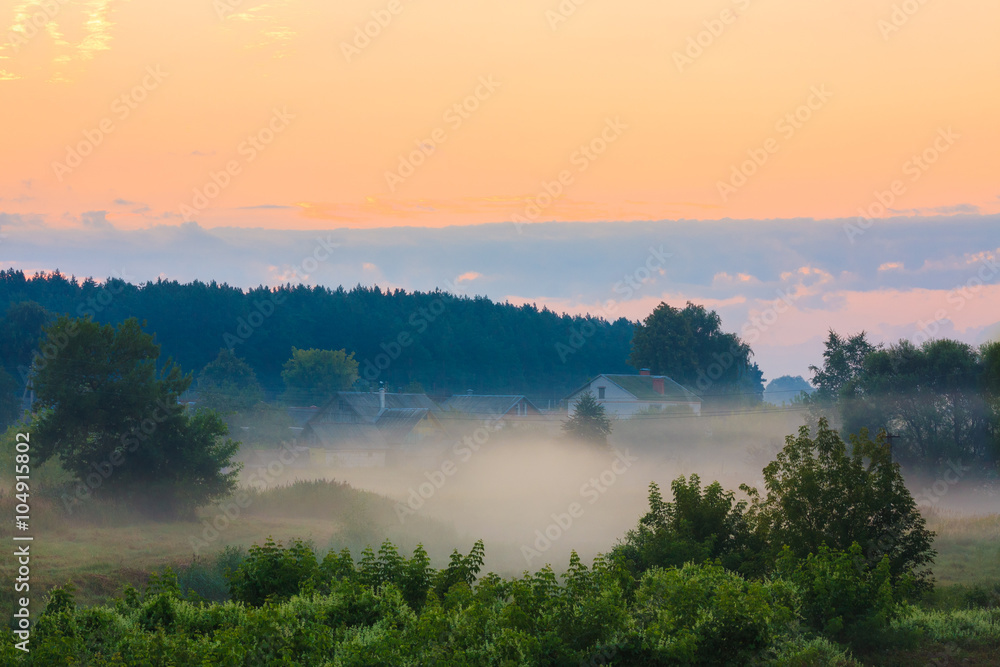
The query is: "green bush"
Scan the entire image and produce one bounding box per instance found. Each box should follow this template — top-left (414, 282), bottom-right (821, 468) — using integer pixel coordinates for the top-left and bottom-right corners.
top-left (775, 543), bottom-right (911, 646)
top-left (227, 537), bottom-right (318, 606)
top-left (613, 476), bottom-right (768, 581)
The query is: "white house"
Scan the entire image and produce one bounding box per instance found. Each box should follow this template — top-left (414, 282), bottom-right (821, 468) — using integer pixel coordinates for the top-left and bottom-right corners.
top-left (565, 370), bottom-right (701, 418)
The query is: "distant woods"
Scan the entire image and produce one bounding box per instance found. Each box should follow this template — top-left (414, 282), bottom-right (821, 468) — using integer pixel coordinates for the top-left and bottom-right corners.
top-left (0, 269), bottom-right (636, 402)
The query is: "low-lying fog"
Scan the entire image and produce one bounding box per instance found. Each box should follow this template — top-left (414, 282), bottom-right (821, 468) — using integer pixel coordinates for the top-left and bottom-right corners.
top-left (235, 409), bottom-right (999, 575)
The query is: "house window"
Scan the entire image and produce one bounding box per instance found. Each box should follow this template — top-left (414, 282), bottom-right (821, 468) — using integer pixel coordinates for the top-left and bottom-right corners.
top-left (597, 387), bottom-right (606, 399)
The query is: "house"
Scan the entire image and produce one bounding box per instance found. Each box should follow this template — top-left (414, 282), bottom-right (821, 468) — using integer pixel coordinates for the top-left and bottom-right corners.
top-left (301, 388), bottom-right (449, 467)
top-left (439, 393), bottom-right (543, 427)
top-left (565, 369), bottom-right (701, 418)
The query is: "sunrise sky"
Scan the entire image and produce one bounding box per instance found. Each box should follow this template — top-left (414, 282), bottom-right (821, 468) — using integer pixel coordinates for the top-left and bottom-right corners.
top-left (1, 0), bottom-right (998, 379)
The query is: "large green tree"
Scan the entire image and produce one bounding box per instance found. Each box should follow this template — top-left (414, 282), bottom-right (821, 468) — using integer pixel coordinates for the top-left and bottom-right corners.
top-left (197, 348), bottom-right (264, 414)
top-left (628, 301), bottom-right (763, 406)
top-left (30, 316), bottom-right (240, 517)
top-left (281, 347), bottom-right (359, 405)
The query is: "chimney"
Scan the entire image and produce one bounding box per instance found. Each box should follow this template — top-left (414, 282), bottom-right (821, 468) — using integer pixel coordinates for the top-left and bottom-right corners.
top-left (652, 378), bottom-right (664, 394)
top-left (639, 368), bottom-right (651, 376)
top-left (379, 386), bottom-right (386, 410)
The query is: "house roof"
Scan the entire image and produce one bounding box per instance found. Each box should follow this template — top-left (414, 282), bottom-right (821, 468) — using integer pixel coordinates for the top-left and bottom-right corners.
top-left (439, 394), bottom-right (539, 417)
top-left (375, 408), bottom-right (435, 441)
top-left (565, 374), bottom-right (701, 403)
top-left (334, 392), bottom-right (443, 421)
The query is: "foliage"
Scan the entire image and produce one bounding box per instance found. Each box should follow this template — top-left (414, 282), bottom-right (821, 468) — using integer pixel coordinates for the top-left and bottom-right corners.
top-left (743, 419), bottom-right (936, 592)
top-left (196, 347), bottom-right (264, 413)
top-left (562, 391), bottom-right (613, 446)
top-left (29, 316), bottom-right (241, 516)
top-left (631, 563), bottom-right (798, 665)
top-left (763, 375), bottom-right (814, 406)
top-left (612, 476), bottom-right (767, 580)
top-left (0, 300), bottom-right (51, 427)
top-left (629, 301), bottom-right (764, 407)
top-left (775, 544), bottom-right (910, 646)
top-left (808, 330), bottom-right (878, 406)
top-left (280, 347), bottom-right (359, 405)
top-left (843, 338), bottom-right (997, 471)
top-left (228, 537), bottom-right (319, 606)
top-left (0, 270), bottom-right (638, 401)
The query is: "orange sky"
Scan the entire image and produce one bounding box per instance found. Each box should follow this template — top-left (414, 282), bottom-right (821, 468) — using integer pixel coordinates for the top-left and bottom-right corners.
top-left (1, 0), bottom-right (997, 230)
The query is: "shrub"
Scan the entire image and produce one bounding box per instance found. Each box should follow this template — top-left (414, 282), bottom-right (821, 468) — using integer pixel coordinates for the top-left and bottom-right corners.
top-left (613, 476), bottom-right (768, 581)
top-left (744, 419), bottom-right (936, 592)
top-left (227, 537), bottom-right (318, 606)
top-left (776, 543), bottom-right (912, 646)
top-left (631, 562), bottom-right (798, 665)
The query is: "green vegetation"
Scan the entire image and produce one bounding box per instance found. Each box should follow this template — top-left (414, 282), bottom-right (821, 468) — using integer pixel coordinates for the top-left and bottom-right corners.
top-left (280, 347), bottom-right (359, 405)
top-left (29, 316), bottom-right (240, 517)
top-left (562, 392), bottom-right (613, 446)
top-left (2, 423), bottom-right (996, 664)
top-left (0, 270), bottom-right (637, 403)
top-left (629, 301), bottom-right (765, 407)
top-left (197, 348), bottom-right (264, 414)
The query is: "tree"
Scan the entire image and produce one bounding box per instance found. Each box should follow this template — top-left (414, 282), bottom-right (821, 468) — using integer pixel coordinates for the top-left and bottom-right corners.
top-left (808, 330), bottom-right (878, 405)
top-left (628, 301), bottom-right (763, 407)
top-left (29, 316), bottom-right (240, 517)
top-left (742, 419), bottom-right (935, 592)
top-left (563, 392), bottom-right (612, 446)
top-left (842, 338), bottom-right (993, 470)
top-left (280, 347), bottom-right (359, 405)
top-left (763, 375), bottom-right (814, 406)
top-left (197, 348), bottom-right (264, 414)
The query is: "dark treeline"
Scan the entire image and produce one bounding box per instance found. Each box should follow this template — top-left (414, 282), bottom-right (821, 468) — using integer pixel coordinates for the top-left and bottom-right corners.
top-left (0, 269), bottom-right (635, 403)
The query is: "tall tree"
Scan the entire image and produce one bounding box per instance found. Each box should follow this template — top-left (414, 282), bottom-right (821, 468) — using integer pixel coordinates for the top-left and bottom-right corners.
top-left (628, 301), bottom-right (763, 406)
top-left (808, 330), bottom-right (878, 404)
top-left (281, 347), bottom-right (359, 405)
top-left (197, 348), bottom-right (264, 414)
top-left (30, 316), bottom-right (240, 517)
top-left (562, 392), bottom-right (613, 446)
